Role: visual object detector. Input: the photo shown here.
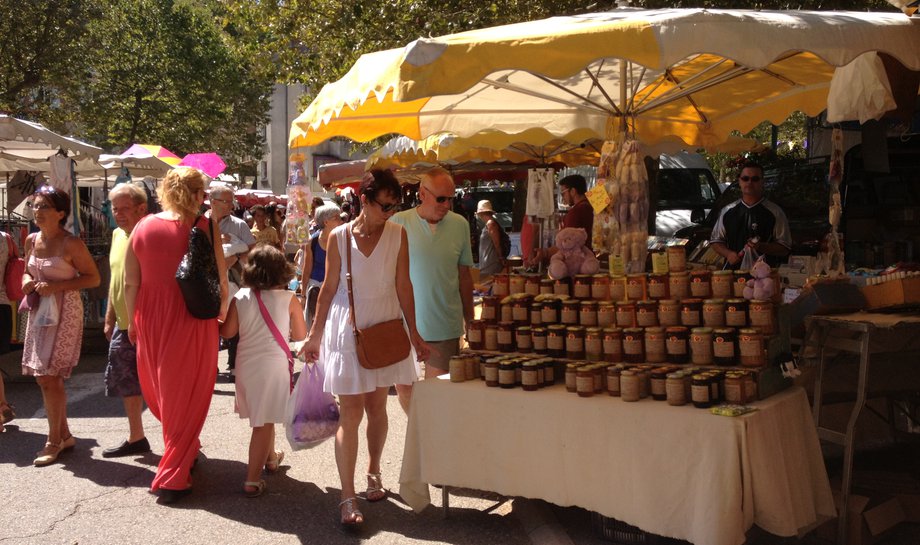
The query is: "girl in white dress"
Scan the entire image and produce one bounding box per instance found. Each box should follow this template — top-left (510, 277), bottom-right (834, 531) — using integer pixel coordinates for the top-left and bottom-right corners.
top-left (301, 169), bottom-right (430, 527)
top-left (220, 245), bottom-right (307, 498)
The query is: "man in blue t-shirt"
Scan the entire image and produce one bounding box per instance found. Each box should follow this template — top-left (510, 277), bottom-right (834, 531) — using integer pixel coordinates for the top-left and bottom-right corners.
top-left (390, 167), bottom-right (474, 412)
top-left (710, 162), bottom-right (791, 269)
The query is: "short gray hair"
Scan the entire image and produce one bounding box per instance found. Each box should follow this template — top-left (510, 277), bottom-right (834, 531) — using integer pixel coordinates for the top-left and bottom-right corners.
top-left (109, 182), bottom-right (147, 205)
top-left (209, 184), bottom-right (234, 200)
top-left (314, 203), bottom-right (342, 228)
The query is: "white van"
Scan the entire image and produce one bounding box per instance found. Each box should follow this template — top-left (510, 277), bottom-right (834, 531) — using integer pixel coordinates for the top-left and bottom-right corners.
top-left (654, 152), bottom-right (721, 237)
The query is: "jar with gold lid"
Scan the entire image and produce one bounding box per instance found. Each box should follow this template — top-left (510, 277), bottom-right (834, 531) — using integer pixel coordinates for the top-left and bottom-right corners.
top-left (650, 368), bottom-right (670, 400)
top-left (702, 299), bottom-right (726, 327)
top-left (689, 327), bottom-right (714, 365)
top-left (591, 274), bottom-right (610, 301)
top-left (579, 300), bottom-right (598, 327)
top-left (553, 277), bottom-right (571, 297)
top-left (620, 370), bottom-right (640, 402)
top-left (515, 326), bottom-right (533, 353)
top-left (546, 324), bottom-right (567, 358)
top-left (635, 300), bottom-right (659, 327)
top-left (666, 372), bottom-right (688, 406)
top-left (609, 275), bottom-right (627, 302)
top-left (521, 361), bottom-right (540, 391)
top-left (481, 296), bottom-right (500, 324)
top-left (542, 358), bottom-right (556, 385)
top-left (658, 299), bottom-right (680, 327)
top-left (667, 245), bottom-right (687, 272)
top-left (509, 274), bottom-right (526, 295)
top-left (732, 270), bottom-right (750, 298)
top-left (573, 275), bottom-right (593, 299)
top-left (606, 365), bottom-right (623, 396)
top-left (644, 327), bottom-right (667, 363)
top-left (738, 328), bottom-right (766, 367)
top-left (585, 327), bottom-right (603, 361)
top-left (530, 302), bottom-right (544, 326)
top-left (691, 374), bottom-right (712, 408)
top-left (748, 300), bottom-right (776, 335)
top-left (524, 274), bottom-right (541, 296)
top-left (498, 361), bottom-right (517, 389)
top-left (484, 323), bottom-right (499, 351)
top-left (669, 271), bottom-right (690, 300)
top-left (467, 319), bottom-right (485, 350)
top-left (512, 296), bottom-right (532, 325)
top-left (560, 300), bottom-right (580, 325)
top-left (689, 269), bottom-right (712, 298)
top-left (646, 273), bottom-right (669, 300)
top-left (711, 270), bottom-right (734, 298)
top-left (597, 301), bottom-right (616, 328)
top-left (449, 356), bottom-right (466, 382)
top-left (602, 327), bottom-right (623, 363)
top-left (541, 299), bottom-right (559, 324)
top-left (493, 273), bottom-right (510, 297)
top-left (680, 298), bottom-right (703, 327)
top-left (565, 326), bottom-right (586, 360)
top-left (724, 372), bottom-right (744, 404)
top-left (622, 328), bottom-right (645, 364)
top-left (500, 301), bottom-right (514, 323)
top-left (576, 366), bottom-right (595, 397)
top-left (725, 298), bottom-right (748, 327)
top-left (625, 273), bottom-right (646, 301)
top-left (615, 301), bottom-right (637, 328)
top-left (539, 278), bottom-right (554, 295)
top-left (712, 328), bottom-right (736, 366)
top-left (565, 363), bottom-right (580, 392)
top-left (483, 358), bottom-right (500, 387)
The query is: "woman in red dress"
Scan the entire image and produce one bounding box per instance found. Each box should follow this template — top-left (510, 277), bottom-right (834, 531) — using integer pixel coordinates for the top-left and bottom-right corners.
top-left (125, 167), bottom-right (228, 504)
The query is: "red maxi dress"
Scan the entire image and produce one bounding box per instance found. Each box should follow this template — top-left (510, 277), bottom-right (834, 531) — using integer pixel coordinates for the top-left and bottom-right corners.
top-left (131, 215), bottom-right (218, 492)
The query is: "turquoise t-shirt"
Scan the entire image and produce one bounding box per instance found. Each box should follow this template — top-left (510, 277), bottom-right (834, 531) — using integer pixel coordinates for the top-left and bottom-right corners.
top-left (390, 209), bottom-right (473, 342)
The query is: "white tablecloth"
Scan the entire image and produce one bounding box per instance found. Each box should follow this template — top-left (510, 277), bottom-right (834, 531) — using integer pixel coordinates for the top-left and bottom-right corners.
top-left (399, 380), bottom-right (835, 545)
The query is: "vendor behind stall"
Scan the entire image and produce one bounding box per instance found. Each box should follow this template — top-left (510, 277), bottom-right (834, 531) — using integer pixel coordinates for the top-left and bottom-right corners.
top-left (710, 161), bottom-right (791, 269)
top-left (529, 174), bottom-right (594, 266)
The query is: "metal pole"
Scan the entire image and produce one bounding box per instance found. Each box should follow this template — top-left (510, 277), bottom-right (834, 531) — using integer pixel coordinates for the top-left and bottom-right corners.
top-left (620, 61), bottom-right (628, 134)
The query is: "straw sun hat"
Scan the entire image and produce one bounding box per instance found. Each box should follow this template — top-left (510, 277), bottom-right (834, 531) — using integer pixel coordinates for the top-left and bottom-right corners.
top-left (476, 200), bottom-right (494, 214)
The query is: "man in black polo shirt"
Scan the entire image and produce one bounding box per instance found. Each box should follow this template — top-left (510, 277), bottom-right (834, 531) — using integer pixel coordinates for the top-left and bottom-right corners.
top-left (710, 162), bottom-right (791, 268)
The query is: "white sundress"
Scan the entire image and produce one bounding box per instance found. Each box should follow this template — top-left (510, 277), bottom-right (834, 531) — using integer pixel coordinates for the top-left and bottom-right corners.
top-left (320, 221), bottom-right (419, 395)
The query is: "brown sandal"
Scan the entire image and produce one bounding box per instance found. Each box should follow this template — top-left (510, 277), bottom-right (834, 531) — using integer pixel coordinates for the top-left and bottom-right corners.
top-left (339, 497), bottom-right (364, 526)
top-left (366, 473), bottom-right (387, 502)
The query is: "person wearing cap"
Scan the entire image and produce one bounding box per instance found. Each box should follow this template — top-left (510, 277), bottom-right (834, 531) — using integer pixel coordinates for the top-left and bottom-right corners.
top-left (476, 200), bottom-right (505, 276)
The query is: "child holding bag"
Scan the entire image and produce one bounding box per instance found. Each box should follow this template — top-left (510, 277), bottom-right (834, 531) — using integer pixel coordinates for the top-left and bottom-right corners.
top-left (219, 245), bottom-right (307, 497)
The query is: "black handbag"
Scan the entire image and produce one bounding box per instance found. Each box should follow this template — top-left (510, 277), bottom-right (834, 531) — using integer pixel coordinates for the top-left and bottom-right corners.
top-left (176, 215), bottom-right (221, 319)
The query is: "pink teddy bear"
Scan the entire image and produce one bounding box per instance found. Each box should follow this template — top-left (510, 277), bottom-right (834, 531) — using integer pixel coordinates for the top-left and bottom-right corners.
top-left (548, 227), bottom-right (599, 279)
top-left (743, 256), bottom-right (775, 300)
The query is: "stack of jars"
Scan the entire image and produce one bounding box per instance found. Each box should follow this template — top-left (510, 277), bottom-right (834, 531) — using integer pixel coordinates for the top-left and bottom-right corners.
top-left (473, 354), bottom-right (559, 390)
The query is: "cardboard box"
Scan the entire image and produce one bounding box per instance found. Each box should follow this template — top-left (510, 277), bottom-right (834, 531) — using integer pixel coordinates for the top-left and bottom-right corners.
top-left (787, 282), bottom-right (867, 331)
top-left (861, 276), bottom-right (920, 310)
top-left (815, 492), bottom-right (907, 545)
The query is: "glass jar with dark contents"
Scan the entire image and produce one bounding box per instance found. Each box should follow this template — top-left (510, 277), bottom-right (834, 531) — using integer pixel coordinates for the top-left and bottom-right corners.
top-left (622, 328), bottom-right (645, 364)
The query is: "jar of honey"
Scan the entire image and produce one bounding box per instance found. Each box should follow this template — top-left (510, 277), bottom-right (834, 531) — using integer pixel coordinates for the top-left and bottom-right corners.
top-left (738, 328), bottom-right (766, 367)
top-left (711, 270), bottom-right (734, 298)
top-left (732, 270), bottom-right (750, 298)
top-left (484, 324), bottom-right (499, 351)
top-left (498, 361), bottom-right (516, 389)
top-left (497, 322), bottom-right (516, 353)
top-left (669, 271), bottom-right (690, 300)
top-left (449, 356), bottom-right (466, 382)
top-left (565, 363), bottom-right (580, 392)
top-left (530, 302), bottom-right (543, 326)
top-left (591, 274), bottom-right (611, 301)
top-left (509, 274), bottom-right (526, 295)
top-left (467, 319), bottom-right (485, 350)
top-left (691, 374), bottom-right (712, 408)
top-left (493, 273), bottom-right (510, 297)
top-left (481, 296), bottom-right (500, 324)
top-left (576, 367), bottom-right (595, 397)
top-left (521, 362), bottom-right (540, 391)
top-left (620, 370), bottom-right (640, 402)
top-left (667, 245), bottom-right (687, 272)
top-left (665, 326), bottom-right (690, 364)
top-left (689, 327), bottom-right (714, 365)
top-left (650, 368), bottom-right (670, 400)
top-left (702, 299), bottom-right (726, 327)
top-left (515, 326), bottom-right (533, 353)
top-left (585, 327), bottom-right (603, 361)
top-left (524, 274), bottom-right (541, 296)
top-left (484, 359), bottom-right (500, 387)
top-left (579, 301), bottom-right (598, 327)
top-left (532, 327), bottom-right (548, 354)
top-left (712, 328), bottom-right (737, 366)
top-left (512, 297), bottom-right (532, 325)
top-left (657, 299), bottom-right (680, 327)
top-left (606, 365), bottom-right (622, 396)
top-left (635, 300), bottom-right (659, 327)
top-left (625, 273), bottom-right (646, 301)
top-left (553, 278), bottom-right (571, 297)
top-left (622, 328), bottom-right (645, 364)
top-left (573, 275), bottom-right (593, 299)
top-left (725, 298), bottom-right (748, 327)
top-left (689, 269), bottom-right (712, 298)
top-left (565, 326), bottom-right (586, 360)
top-left (602, 327), bottom-right (623, 363)
top-left (644, 327), bottom-right (667, 363)
top-left (636, 367), bottom-right (651, 399)
top-left (646, 273), bottom-right (669, 300)
top-left (546, 325), bottom-right (567, 358)
top-left (615, 301), bottom-right (637, 328)
top-left (724, 372), bottom-right (744, 404)
top-left (748, 300), bottom-right (776, 335)
top-left (539, 278), bottom-right (554, 295)
top-left (500, 301), bottom-right (514, 323)
top-left (666, 372), bottom-right (687, 406)
top-left (680, 298), bottom-right (703, 327)
top-left (561, 300), bottom-right (580, 325)
top-left (541, 299), bottom-right (559, 324)
top-left (609, 275), bottom-right (627, 302)
top-left (597, 301), bottom-right (616, 327)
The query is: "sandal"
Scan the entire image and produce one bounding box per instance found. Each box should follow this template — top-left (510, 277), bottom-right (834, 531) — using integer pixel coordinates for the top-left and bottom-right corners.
top-left (339, 497), bottom-right (364, 526)
top-left (264, 450), bottom-right (284, 473)
top-left (33, 441), bottom-right (63, 467)
top-left (0, 402), bottom-right (14, 424)
top-left (366, 472), bottom-right (387, 502)
top-left (243, 480), bottom-right (266, 498)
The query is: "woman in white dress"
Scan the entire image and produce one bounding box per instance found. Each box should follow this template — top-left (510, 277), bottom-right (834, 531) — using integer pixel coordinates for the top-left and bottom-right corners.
top-left (301, 169), bottom-right (429, 527)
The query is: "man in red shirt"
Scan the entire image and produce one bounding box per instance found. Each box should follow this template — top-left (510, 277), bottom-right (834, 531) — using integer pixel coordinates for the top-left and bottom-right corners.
top-left (530, 174), bottom-right (594, 266)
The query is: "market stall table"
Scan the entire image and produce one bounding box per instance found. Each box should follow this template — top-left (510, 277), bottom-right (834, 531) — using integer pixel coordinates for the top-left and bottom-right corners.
top-left (399, 379), bottom-right (834, 545)
top-left (802, 311), bottom-right (920, 545)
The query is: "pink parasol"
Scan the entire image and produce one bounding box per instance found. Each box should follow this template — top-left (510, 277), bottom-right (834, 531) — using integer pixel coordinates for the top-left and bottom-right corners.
top-left (179, 152), bottom-right (227, 177)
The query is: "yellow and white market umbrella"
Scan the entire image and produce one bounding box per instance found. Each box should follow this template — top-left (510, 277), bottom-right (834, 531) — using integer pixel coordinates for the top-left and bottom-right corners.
top-left (290, 9), bottom-right (920, 150)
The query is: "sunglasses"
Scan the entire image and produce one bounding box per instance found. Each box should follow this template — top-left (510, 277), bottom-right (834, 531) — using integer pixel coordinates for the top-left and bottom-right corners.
top-left (31, 204), bottom-right (56, 211)
top-left (739, 175), bottom-right (763, 182)
top-left (374, 199), bottom-right (400, 213)
top-left (423, 186), bottom-right (454, 204)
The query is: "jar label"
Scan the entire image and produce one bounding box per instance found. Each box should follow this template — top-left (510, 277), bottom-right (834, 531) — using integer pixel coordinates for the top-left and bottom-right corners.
top-left (666, 380), bottom-right (686, 403)
top-left (651, 378), bottom-right (667, 396)
top-left (542, 309), bottom-right (557, 322)
top-left (691, 384), bottom-right (711, 402)
top-left (498, 330), bottom-right (513, 344)
top-left (501, 307), bottom-right (513, 322)
top-left (575, 375), bottom-right (594, 393)
top-left (481, 307), bottom-right (496, 320)
top-left (666, 339), bottom-right (688, 354)
top-left (566, 336), bottom-right (584, 352)
top-left (561, 310), bottom-right (578, 323)
top-left (516, 336), bottom-right (532, 350)
top-left (498, 369), bottom-right (515, 384)
top-left (725, 382), bottom-right (743, 404)
top-left (713, 339), bottom-right (735, 357)
top-left (623, 338), bottom-right (642, 354)
top-left (468, 329), bottom-right (482, 343)
top-left (548, 336), bottom-right (565, 350)
top-left (585, 339), bottom-right (603, 354)
top-left (580, 312), bottom-right (597, 326)
top-left (522, 370), bottom-right (538, 387)
top-left (484, 366), bottom-right (499, 382)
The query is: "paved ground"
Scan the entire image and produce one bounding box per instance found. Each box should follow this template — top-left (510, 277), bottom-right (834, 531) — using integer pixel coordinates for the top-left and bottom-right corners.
top-left (2, 330), bottom-right (919, 545)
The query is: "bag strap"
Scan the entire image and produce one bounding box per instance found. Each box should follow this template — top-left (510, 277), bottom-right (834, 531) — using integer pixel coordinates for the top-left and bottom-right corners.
top-left (343, 225), bottom-right (360, 339)
top-left (254, 290), bottom-right (295, 392)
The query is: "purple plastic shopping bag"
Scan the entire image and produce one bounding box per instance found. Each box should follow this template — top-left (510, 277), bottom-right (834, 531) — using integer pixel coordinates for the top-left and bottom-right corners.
top-left (285, 363), bottom-right (340, 451)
